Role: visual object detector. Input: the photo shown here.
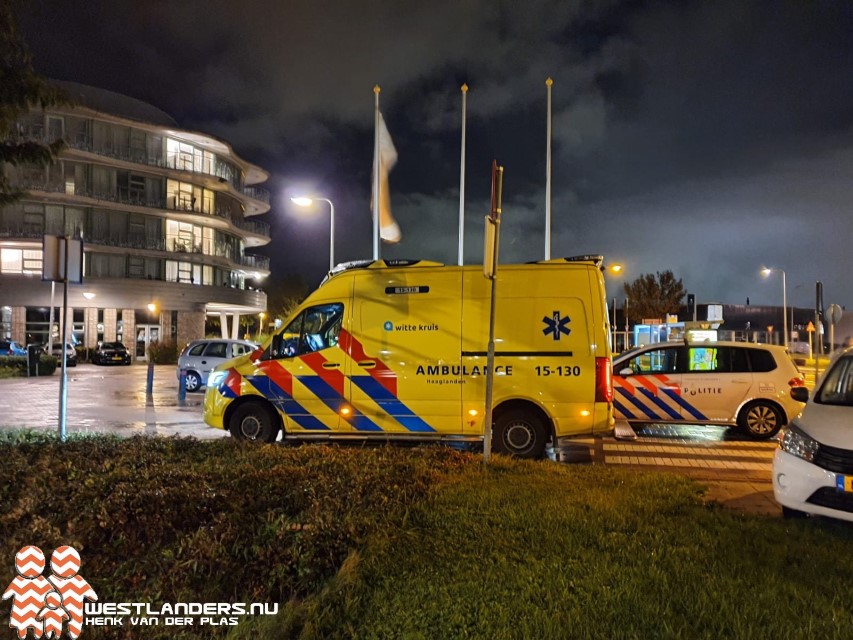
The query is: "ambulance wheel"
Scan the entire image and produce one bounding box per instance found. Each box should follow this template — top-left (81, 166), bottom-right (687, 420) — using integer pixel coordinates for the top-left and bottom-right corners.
top-left (738, 400), bottom-right (783, 440)
top-left (230, 402), bottom-right (279, 443)
top-left (493, 409), bottom-right (547, 459)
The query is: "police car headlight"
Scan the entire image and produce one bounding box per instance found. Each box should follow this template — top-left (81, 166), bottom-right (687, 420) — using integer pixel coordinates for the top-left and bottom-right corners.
top-left (207, 370), bottom-right (228, 388)
top-left (779, 423), bottom-right (819, 462)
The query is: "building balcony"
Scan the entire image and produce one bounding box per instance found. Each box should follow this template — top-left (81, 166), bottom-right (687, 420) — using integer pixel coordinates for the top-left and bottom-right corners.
top-left (239, 253), bottom-right (270, 271)
top-left (242, 185), bottom-right (270, 205)
top-left (13, 127), bottom-right (247, 193)
top-left (17, 181), bottom-right (271, 244)
top-left (232, 217), bottom-right (270, 239)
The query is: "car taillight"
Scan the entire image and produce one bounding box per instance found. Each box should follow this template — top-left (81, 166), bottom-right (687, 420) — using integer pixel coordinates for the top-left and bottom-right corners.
top-left (789, 376), bottom-right (806, 388)
top-left (595, 357), bottom-right (613, 403)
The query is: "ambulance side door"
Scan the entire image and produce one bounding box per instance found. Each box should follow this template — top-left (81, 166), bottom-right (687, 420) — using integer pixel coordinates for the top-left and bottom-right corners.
top-left (346, 271), bottom-right (462, 434)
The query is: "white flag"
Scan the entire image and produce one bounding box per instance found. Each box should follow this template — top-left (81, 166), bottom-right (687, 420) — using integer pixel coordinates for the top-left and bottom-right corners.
top-left (372, 112), bottom-right (401, 243)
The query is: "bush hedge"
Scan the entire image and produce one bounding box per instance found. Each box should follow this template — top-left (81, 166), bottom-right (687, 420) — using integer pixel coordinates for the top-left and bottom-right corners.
top-left (147, 339), bottom-right (178, 364)
top-left (0, 434), bottom-right (472, 639)
top-left (0, 353), bottom-right (57, 377)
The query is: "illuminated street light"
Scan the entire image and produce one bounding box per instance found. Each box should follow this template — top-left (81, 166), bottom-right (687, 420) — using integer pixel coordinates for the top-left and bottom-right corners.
top-left (147, 302), bottom-right (157, 313)
top-left (761, 266), bottom-right (787, 349)
top-left (291, 196), bottom-right (335, 272)
top-left (607, 263), bottom-right (625, 352)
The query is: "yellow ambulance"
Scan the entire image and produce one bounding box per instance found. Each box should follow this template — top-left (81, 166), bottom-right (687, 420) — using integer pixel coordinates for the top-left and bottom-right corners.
top-left (203, 257), bottom-right (614, 458)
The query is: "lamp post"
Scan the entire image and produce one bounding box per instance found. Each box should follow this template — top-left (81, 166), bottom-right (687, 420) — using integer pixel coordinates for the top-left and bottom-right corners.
top-left (606, 264), bottom-right (624, 352)
top-left (292, 196), bottom-right (335, 272)
top-left (761, 267), bottom-right (787, 349)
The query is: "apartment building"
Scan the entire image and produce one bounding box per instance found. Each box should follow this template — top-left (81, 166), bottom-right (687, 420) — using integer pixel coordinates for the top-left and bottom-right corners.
top-left (0, 81), bottom-right (271, 360)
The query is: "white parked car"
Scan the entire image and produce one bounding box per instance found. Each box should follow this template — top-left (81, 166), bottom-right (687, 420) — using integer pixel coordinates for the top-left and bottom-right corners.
top-left (178, 339), bottom-right (259, 392)
top-left (773, 347), bottom-right (853, 521)
top-left (613, 341), bottom-right (806, 439)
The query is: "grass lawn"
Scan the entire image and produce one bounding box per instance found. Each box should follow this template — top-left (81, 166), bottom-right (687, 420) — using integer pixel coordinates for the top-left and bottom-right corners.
top-left (0, 433), bottom-right (850, 639)
top-left (238, 460), bottom-right (853, 639)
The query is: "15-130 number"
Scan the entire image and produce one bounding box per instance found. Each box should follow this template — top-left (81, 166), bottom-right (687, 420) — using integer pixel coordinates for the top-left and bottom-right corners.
top-left (535, 365), bottom-right (581, 377)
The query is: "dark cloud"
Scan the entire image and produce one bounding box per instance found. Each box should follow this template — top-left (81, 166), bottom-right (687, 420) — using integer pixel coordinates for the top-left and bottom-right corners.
top-left (18, 0), bottom-right (853, 309)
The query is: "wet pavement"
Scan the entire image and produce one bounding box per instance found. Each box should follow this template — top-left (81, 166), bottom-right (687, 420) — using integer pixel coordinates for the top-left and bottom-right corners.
top-left (0, 363), bottom-right (224, 440)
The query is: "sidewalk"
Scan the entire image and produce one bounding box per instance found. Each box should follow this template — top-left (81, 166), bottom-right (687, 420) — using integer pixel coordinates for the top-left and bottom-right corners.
top-left (701, 480), bottom-right (779, 516)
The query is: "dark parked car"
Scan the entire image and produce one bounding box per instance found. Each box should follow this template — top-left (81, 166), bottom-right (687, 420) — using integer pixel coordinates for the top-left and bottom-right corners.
top-left (92, 341), bottom-right (131, 365)
top-left (0, 339), bottom-right (27, 356)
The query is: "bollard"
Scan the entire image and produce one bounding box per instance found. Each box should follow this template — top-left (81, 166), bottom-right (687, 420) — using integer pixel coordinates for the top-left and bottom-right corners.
top-left (178, 368), bottom-right (187, 406)
top-left (146, 362), bottom-right (154, 406)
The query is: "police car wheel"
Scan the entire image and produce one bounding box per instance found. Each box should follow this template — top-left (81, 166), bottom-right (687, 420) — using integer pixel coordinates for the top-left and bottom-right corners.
top-left (185, 371), bottom-right (202, 392)
top-left (738, 401), bottom-right (783, 439)
top-left (493, 410), bottom-right (547, 459)
top-left (230, 402), bottom-right (279, 443)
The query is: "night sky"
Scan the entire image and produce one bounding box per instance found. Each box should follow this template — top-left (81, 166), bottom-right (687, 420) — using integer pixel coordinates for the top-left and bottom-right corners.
top-left (17, 0), bottom-right (853, 310)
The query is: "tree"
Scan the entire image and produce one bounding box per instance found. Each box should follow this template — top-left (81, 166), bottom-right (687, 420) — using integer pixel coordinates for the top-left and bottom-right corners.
top-left (623, 270), bottom-right (686, 323)
top-left (0, 0), bottom-right (69, 205)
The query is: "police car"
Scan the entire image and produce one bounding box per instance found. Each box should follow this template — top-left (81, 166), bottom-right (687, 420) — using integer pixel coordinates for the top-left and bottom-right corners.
top-left (613, 340), bottom-right (805, 439)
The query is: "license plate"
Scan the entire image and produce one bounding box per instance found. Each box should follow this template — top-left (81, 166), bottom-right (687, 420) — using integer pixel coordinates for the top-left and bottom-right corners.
top-left (112, 356), bottom-right (123, 361)
top-left (836, 475), bottom-right (853, 492)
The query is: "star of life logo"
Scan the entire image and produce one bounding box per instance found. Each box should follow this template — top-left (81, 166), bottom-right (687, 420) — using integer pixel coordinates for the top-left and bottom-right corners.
top-left (2, 545), bottom-right (96, 639)
top-left (542, 311), bottom-right (571, 341)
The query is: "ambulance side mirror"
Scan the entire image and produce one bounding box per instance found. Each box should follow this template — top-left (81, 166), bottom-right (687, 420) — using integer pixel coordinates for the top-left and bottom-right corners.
top-left (619, 367), bottom-right (634, 377)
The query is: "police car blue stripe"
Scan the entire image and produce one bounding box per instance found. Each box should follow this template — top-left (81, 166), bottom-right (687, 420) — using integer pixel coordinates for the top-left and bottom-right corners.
top-left (661, 388), bottom-right (708, 421)
top-left (613, 398), bottom-right (637, 419)
top-left (616, 387), bottom-right (664, 420)
top-left (637, 388), bottom-right (681, 420)
top-left (298, 376), bottom-right (383, 432)
top-left (351, 376), bottom-right (437, 433)
top-left (245, 375), bottom-right (330, 431)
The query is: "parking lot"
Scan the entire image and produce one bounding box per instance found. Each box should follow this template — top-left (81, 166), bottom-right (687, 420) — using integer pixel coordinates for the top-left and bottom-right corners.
top-left (0, 363), bottom-right (223, 440)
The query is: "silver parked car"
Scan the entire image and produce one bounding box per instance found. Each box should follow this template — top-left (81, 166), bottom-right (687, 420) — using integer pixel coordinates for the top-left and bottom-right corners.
top-left (178, 338), bottom-right (259, 392)
top-left (47, 342), bottom-right (77, 367)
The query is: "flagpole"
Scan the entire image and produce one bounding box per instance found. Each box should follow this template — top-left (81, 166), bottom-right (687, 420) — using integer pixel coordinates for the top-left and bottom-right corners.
top-left (458, 83), bottom-right (468, 266)
top-left (545, 77), bottom-right (553, 260)
top-left (373, 85), bottom-right (381, 261)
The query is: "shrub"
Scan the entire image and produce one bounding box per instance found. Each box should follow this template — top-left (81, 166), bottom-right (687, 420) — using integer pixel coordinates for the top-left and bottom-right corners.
top-left (147, 338), bottom-right (178, 364)
top-left (75, 344), bottom-right (89, 362)
top-left (0, 354), bottom-right (56, 377)
top-left (0, 437), bottom-right (471, 639)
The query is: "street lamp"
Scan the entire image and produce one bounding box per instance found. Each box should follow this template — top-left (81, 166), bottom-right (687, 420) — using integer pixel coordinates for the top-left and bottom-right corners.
top-left (761, 266), bottom-right (787, 349)
top-left (606, 263), bottom-right (624, 352)
top-left (291, 196), bottom-right (335, 272)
